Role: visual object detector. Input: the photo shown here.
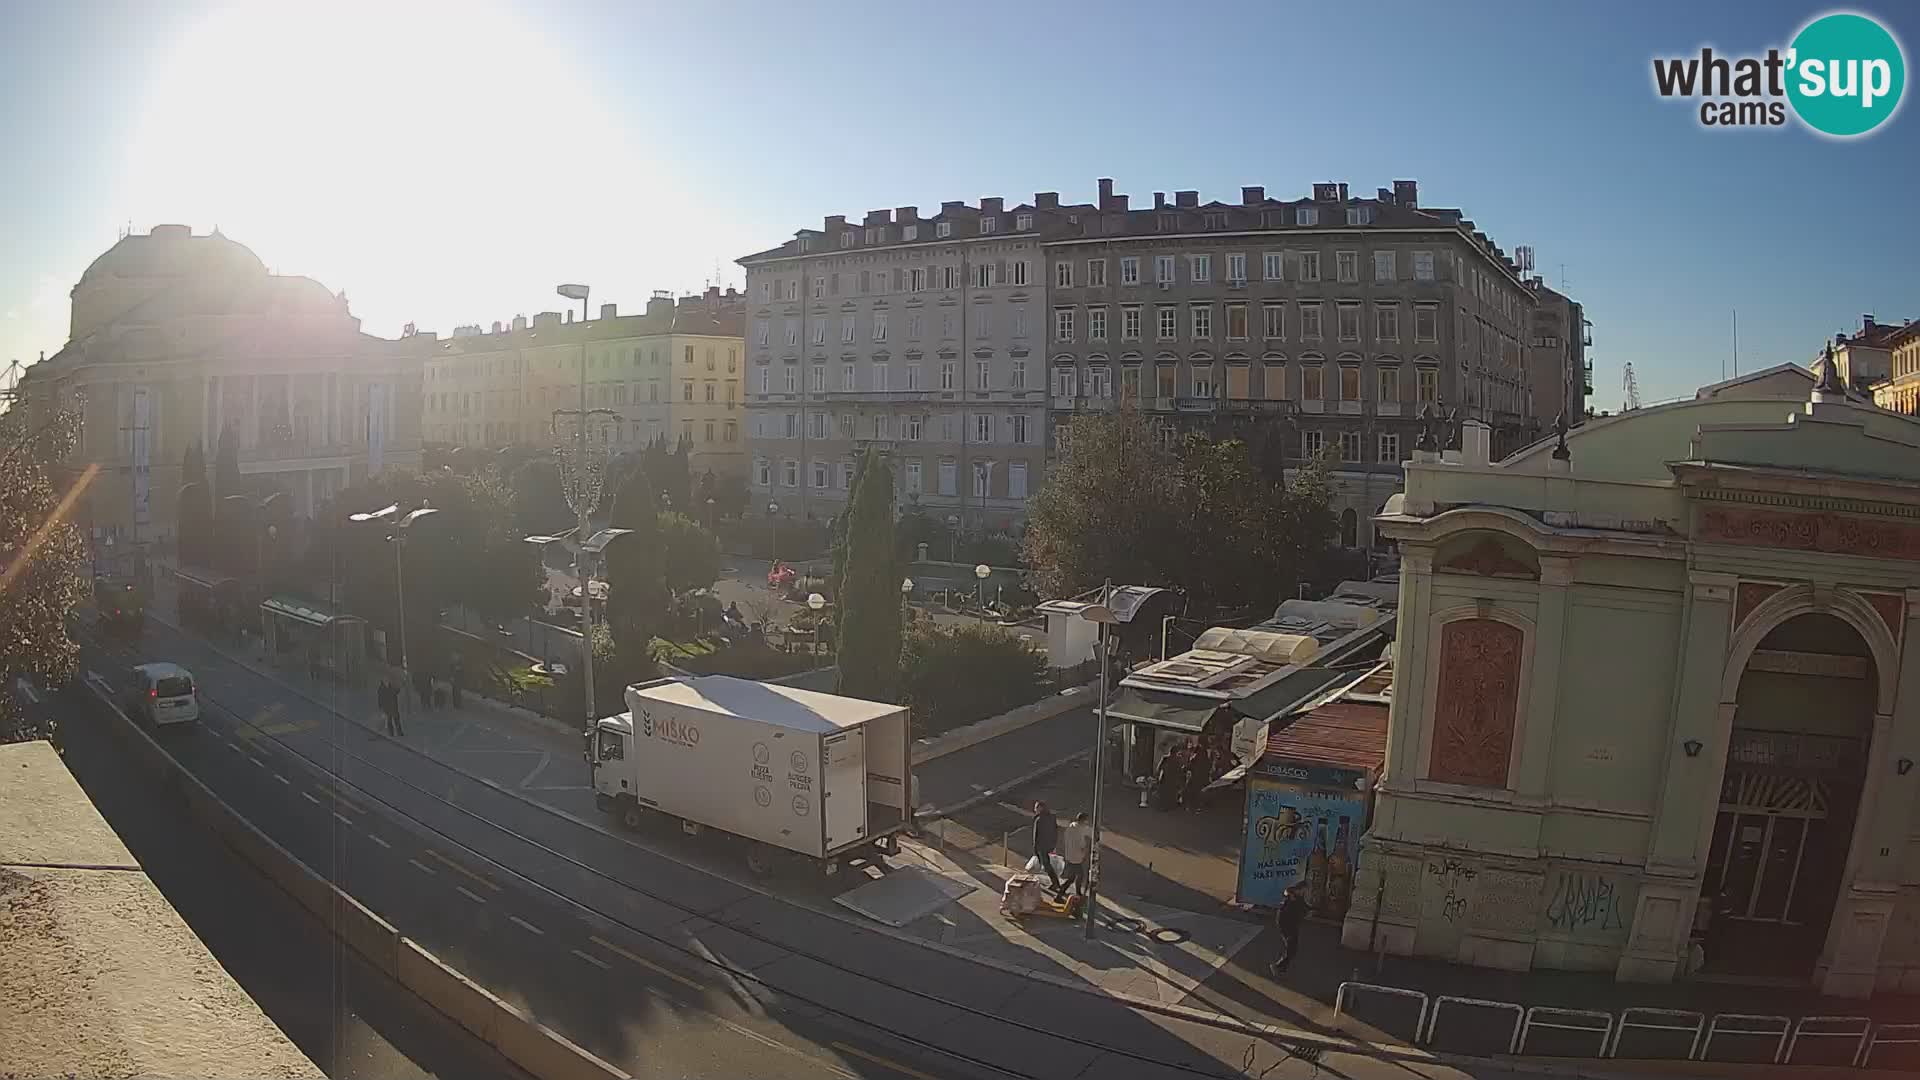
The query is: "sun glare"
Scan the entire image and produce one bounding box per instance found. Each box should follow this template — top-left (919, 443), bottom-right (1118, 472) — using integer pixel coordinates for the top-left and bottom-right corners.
top-left (122, 1), bottom-right (678, 334)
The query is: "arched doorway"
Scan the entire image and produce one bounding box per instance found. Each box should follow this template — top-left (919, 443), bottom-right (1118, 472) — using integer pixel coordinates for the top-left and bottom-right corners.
top-left (1702, 613), bottom-right (1877, 979)
top-left (1339, 507), bottom-right (1358, 549)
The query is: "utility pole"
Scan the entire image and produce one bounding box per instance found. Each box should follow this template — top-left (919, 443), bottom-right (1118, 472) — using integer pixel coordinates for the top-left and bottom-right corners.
top-left (1084, 579), bottom-right (1114, 939)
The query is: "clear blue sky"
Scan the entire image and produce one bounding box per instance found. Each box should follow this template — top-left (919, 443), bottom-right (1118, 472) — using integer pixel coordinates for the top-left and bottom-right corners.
top-left (3, 0), bottom-right (1914, 405)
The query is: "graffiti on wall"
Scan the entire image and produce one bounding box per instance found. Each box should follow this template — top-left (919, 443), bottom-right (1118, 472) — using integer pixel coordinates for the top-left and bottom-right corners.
top-left (1542, 869), bottom-right (1634, 939)
top-left (1427, 858), bottom-right (1478, 924)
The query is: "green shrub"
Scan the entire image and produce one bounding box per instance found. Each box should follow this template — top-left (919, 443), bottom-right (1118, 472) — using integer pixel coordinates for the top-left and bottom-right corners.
top-left (900, 621), bottom-right (1048, 738)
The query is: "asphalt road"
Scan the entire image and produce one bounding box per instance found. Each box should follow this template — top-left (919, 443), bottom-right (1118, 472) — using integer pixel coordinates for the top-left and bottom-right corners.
top-left (53, 681), bottom-right (531, 1080)
top-left (75, 616), bottom-right (1428, 1080)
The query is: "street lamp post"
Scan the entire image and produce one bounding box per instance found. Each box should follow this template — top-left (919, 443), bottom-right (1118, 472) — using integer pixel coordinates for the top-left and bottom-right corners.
top-left (807, 591), bottom-right (826, 656)
top-left (767, 500), bottom-right (781, 563)
top-left (1079, 580), bottom-right (1118, 939)
top-left (900, 577), bottom-right (913, 620)
top-left (945, 514), bottom-right (960, 563)
top-left (974, 562), bottom-right (991, 612)
top-left (350, 502), bottom-right (441, 723)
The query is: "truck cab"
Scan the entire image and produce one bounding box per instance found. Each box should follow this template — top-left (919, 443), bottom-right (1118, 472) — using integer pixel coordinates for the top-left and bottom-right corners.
top-left (589, 714), bottom-right (643, 826)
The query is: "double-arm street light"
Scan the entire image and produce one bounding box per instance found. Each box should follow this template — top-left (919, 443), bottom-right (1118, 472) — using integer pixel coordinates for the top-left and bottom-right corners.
top-left (525, 525), bottom-right (632, 735)
top-left (349, 501), bottom-right (442, 720)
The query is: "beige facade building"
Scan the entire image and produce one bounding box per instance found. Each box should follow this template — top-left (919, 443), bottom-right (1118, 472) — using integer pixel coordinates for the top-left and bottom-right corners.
top-left (1527, 280), bottom-right (1589, 424)
top-left (1868, 321), bottom-right (1920, 417)
top-left (1345, 372), bottom-right (1920, 998)
top-left (420, 287), bottom-right (746, 481)
top-left (20, 226), bottom-right (422, 548)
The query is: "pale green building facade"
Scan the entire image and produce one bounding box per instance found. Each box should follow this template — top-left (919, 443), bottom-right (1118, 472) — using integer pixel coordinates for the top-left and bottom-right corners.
top-left (1343, 377), bottom-right (1920, 998)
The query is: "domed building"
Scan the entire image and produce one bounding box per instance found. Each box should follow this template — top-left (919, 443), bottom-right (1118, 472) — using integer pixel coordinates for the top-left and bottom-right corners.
top-left (1343, 362), bottom-right (1920, 998)
top-left (21, 226), bottom-right (423, 559)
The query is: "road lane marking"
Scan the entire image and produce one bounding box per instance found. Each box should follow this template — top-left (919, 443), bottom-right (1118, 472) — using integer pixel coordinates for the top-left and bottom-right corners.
top-left (247, 755), bottom-right (265, 768)
top-left (570, 947), bottom-right (611, 970)
top-left (222, 738), bottom-right (241, 753)
top-left (328, 790), bottom-right (371, 816)
top-left (454, 885), bottom-right (487, 905)
top-left (300, 791), bottom-right (322, 806)
top-left (508, 915), bottom-right (545, 936)
top-left (332, 812), bottom-right (354, 827)
top-left (274, 773), bottom-right (290, 785)
top-left (408, 858), bottom-right (436, 876)
top-left (832, 1042), bottom-right (940, 1080)
top-left (367, 834), bottom-right (392, 849)
top-left (424, 849), bottom-right (501, 892)
top-left (588, 934), bottom-right (703, 991)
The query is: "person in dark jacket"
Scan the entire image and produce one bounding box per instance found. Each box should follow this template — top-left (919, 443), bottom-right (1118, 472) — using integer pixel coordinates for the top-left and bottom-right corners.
top-left (1270, 883), bottom-right (1312, 975)
top-left (1030, 801), bottom-right (1061, 894)
top-left (1183, 742), bottom-right (1213, 811)
top-left (449, 655), bottom-right (465, 708)
top-left (1154, 748), bottom-right (1185, 811)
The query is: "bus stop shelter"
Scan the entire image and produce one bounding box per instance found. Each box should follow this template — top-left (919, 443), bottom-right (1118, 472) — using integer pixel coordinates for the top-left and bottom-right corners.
top-left (259, 595), bottom-right (368, 686)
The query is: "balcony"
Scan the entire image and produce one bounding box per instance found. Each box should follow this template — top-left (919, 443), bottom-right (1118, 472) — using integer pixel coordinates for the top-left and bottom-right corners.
top-left (1377, 401), bottom-right (1402, 418)
top-left (1337, 400), bottom-right (1362, 415)
top-left (1051, 394), bottom-right (1077, 410)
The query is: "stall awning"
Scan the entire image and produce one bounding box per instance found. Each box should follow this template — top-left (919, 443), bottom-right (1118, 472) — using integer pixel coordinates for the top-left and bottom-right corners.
top-left (173, 565), bottom-right (239, 591)
top-left (260, 595), bottom-right (361, 629)
top-left (1106, 687), bottom-right (1221, 733)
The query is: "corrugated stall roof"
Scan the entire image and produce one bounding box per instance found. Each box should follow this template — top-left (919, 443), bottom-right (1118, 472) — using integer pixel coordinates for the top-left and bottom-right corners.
top-left (1263, 701), bottom-right (1389, 773)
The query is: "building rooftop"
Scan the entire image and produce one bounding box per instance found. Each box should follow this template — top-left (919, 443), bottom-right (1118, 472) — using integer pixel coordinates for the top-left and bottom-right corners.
top-left (0, 740), bottom-right (321, 1079)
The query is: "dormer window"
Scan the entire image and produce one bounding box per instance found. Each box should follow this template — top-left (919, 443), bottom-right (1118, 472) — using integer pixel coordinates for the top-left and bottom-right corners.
top-left (935, 221), bottom-right (953, 238)
top-left (903, 224), bottom-right (918, 241)
top-left (1296, 207), bottom-right (1319, 226)
top-left (865, 227), bottom-right (885, 244)
top-left (1204, 212), bottom-right (1227, 230)
top-left (1347, 206), bottom-right (1374, 226)
top-left (980, 216), bottom-right (998, 235)
top-left (839, 232), bottom-right (853, 248)
top-left (1015, 213), bottom-right (1033, 231)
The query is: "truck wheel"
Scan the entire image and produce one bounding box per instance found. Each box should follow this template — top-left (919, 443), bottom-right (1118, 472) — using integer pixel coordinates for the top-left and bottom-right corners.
top-left (619, 801), bottom-right (646, 831)
top-left (745, 846), bottom-right (775, 878)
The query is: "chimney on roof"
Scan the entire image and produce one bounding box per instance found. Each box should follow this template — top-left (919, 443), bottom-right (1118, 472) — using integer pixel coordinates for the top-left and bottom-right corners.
top-left (599, 303), bottom-right (617, 320)
top-left (1036, 191), bottom-right (1059, 209)
top-left (1097, 177), bottom-right (1114, 209)
top-left (864, 209), bottom-right (891, 226)
top-left (513, 315), bottom-right (527, 331)
top-left (1241, 186), bottom-right (1264, 204)
top-left (980, 197), bottom-right (1003, 214)
top-left (1378, 187), bottom-right (1392, 202)
top-left (1111, 194), bottom-right (1128, 211)
top-left (1394, 180), bottom-right (1418, 208)
top-left (896, 206), bottom-right (918, 223)
top-left (1863, 314), bottom-right (1877, 332)
top-left (1153, 192), bottom-right (1166, 210)
top-left (706, 285), bottom-right (720, 301)
top-left (565, 310), bottom-right (574, 324)
top-left (1338, 182), bottom-right (1350, 202)
top-left (825, 214), bottom-right (846, 230)
top-left (647, 294), bottom-right (673, 319)
top-left (490, 320), bottom-right (502, 334)
top-left (1175, 190), bottom-right (1198, 208)
top-left (941, 200), bottom-right (964, 214)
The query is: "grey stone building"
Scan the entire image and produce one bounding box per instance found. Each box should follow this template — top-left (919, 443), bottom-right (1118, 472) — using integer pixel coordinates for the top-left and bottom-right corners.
top-left (1527, 279), bottom-right (1590, 427)
top-left (738, 197), bottom-right (1066, 532)
top-left (1044, 179), bottom-right (1550, 552)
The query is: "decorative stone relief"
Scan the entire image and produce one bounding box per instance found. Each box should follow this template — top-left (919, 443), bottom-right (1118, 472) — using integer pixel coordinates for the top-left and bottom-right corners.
top-left (1437, 536), bottom-right (1539, 579)
top-left (1734, 581), bottom-right (1784, 631)
top-left (1429, 618), bottom-right (1523, 788)
top-left (1699, 508), bottom-right (1920, 562)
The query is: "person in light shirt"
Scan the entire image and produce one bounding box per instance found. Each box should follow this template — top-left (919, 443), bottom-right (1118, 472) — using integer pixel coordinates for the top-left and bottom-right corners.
top-left (1054, 812), bottom-right (1091, 903)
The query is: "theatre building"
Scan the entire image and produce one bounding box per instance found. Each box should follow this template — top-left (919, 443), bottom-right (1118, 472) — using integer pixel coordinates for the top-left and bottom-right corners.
top-left (1343, 366), bottom-right (1920, 997)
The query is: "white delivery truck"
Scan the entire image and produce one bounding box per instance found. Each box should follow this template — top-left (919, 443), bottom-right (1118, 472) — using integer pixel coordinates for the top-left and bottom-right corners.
top-left (589, 675), bottom-right (914, 876)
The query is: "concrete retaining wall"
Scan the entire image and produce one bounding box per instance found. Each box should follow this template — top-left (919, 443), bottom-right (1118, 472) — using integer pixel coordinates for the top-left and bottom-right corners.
top-left (85, 680), bottom-right (630, 1080)
top-left (910, 680), bottom-right (1096, 765)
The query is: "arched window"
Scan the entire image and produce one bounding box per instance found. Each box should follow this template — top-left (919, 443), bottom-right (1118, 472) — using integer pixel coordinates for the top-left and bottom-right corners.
top-left (1340, 507), bottom-right (1358, 548)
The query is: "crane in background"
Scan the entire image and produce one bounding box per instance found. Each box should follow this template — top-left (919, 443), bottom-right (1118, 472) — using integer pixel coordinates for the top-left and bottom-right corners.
top-left (1622, 362), bottom-right (1643, 412)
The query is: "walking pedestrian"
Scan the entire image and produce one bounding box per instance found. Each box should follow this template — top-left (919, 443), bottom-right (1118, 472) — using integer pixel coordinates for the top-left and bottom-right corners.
top-left (379, 680), bottom-right (404, 737)
top-left (1270, 883), bottom-right (1312, 975)
top-left (1153, 748), bottom-right (1183, 811)
top-left (1184, 742), bottom-right (1212, 811)
top-left (1029, 800), bottom-right (1062, 895)
top-left (1055, 812), bottom-right (1091, 902)
top-left (449, 655), bottom-right (464, 708)
top-left (413, 668), bottom-right (431, 711)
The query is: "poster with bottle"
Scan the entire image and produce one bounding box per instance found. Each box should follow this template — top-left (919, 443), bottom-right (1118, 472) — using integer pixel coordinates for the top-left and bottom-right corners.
top-left (1237, 778), bottom-right (1367, 909)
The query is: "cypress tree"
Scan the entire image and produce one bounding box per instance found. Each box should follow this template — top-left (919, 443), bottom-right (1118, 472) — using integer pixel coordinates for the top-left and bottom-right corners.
top-left (604, 459), bottom-right (664, 661)
top-left (834, 449), bottom-right (900, 702)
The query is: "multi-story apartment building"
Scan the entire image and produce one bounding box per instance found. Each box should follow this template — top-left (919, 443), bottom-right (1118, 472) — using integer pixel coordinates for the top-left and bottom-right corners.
top-left (420, 287), bottom-right (747, 481)
top-left (1045, 179), bottom-right (1547, 551)
top-left (738, 201), bottom-right (1058, 531)
top-left (1871, 322), bottom-right (1920, 416)
top-left (740, 179), bottom-right (1560, 551)
top-left (1527, 279), bottom-right (1590, 424)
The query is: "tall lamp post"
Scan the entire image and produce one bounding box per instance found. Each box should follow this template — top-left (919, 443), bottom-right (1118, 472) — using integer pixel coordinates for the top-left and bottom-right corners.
top-left (807, 591), bottom-right (826, 655)
top-left (974, 562), bottom-right (991, 612)
top-left (767, 500), bottom-right (781, 563)
top-left (350, 502), bottom-right (441, 720)
top-left (1079, 581), bottom-right (1118, 939)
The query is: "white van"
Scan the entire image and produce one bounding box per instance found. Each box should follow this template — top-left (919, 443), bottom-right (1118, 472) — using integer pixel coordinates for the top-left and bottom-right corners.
top-left (127, 663), bottom-right (200, 726)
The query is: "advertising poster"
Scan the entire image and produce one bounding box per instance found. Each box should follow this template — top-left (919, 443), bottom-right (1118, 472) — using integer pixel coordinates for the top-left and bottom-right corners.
top-left (1237, 777), bottom-right (1366, 912)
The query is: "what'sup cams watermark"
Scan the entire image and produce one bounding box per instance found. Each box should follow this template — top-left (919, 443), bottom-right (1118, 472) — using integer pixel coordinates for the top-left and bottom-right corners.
top-left (1652, 10), bottom-right (1906, 137)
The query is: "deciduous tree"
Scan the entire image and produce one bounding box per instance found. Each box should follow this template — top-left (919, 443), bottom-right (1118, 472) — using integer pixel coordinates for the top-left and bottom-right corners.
top-left (1, 403), bottom-right (89, 744)
top-left (604, 462), bottom-right (664, 659)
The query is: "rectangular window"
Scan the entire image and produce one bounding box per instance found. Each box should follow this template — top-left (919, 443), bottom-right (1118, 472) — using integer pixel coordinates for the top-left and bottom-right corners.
top-left (1303, 429), bottom-right (1323, 458)
top-left (1156, 365), bottom-right (1176, 399)
top-left (905, 415), bottom-right (922, 440)
top-left (905, 459), bottom-right (922, 491)
top-left (1008, 462), bottom-right (1028, 499)
top-left (909, 267), bottom-right (925, 291)
top-left (906, 362), bottom-right (921, 390)
top-left (1336, 251), bottom-right (1358, 283)
top-left (756, 320), bottom-right (769, 346)
top-left (975, 360), bottom-right (990, 390)
top-left (782, 459), bottom-right (799, 486)
top-left (1012, 307), bottom-right (1027, 338)
top-left (810, 364), bottom-right (826, 392)
top-left (974, 413), bottom-right (993, 442)
top-left (1157, 306), bottom-right (1177, 340)
top-left (1379, 432), bottom-right (1400, 463)
top-left (812, 461), bottom-right (829, 489)
top-left (1378, 367), bottom-right (1400, 403)
top-left (811, 320), bottom-right (825, 345)
top-left (1263, 252), bottom-right (1283, 281)
top-left (785, 320), bottom-right (799, 346)
top-left (973, 462), bottom-right (991, 498)
top-left (1300, 303), bottom-right (1323, 340)
top-left (980, 216), bottom-right (997, 234)
top-left (1155, 255), bottom-right (1176, 283)
top-left (1056, 261), bottom-right (1073, 288)
top-left (1121, 366), bottom-right (1142, 398)
top-left (1296, 206), bottom-right (1319, 226)
top-left (1227, 252), bottom-right (1246, 284)
top-left (1263, 303), bottom-right (1285, 340)
top-left (1011, 359), bottom-right (1027, 388)
top-left (1086, 366), bottom-right (1110, 399)
top-left (1088, 308), bottom-right (1107, 341)
top-left (873, 311), bottom-right (888, 341)
top-left (874, 414), bottom-right (890, 439)
top-left (939, 461), bottom-right (956, 495)
top-left (941, 312), bottom-right (954, 338)
top-left (1347, 206), bottom-right (1374, 226)
top-left (838, 461), bottom-right (855, 490)
top-left (1120, 256), bottom-right (1140, 285)
top-left (1122, 305), bottom-right (1142, 341)
top-left (1417, 366), bottom-right (1438, 403)
top-left (977, 307), bottom-right (991, 337)
top-left (1055, 308), bottom-right (1075, 343)
top-left (813, 277), bottom-right (825, 299)
top-left (839, 413), bottom-right (855, 438)
top-left (1415, 305), bottom-right (1438, 342)
top-left (683, 380), bottom-right (695, 401)
top-left (975, 262), bottom-right (994, 289)
top-left (942, 265), bottom-right (957, 290)
top-left (1339, 430), bottom-right (1361, 462)
top-left (1015, 213), bottom-right (1033, 231)
top-left (908, 314), bottom-right (923, 340)
top-left (1088, 259), bottom-right (1107, 287)
top-left (1053, 365), bottom-right (1077, 398)
top-left (806, 411), bottom-right (825, 439)
top-left (1374, 250), bottom-right (1396, 282)
top-left (1011, 259), bottom-right (1029, 287)
top-left (1191, 364), bottom-right (1215, 399)
top-left (1298, 251), bottom-right (1321, 282)
top-left (1189, 254), bottom-right (1211, 283)
top-left (940, 361), bottom-right (955, 390)
top-left (1413, 251), bottom-right (1435, 281)
top-left (1263, 362), bottom-right (1288, 400)
top-left (841, 363), bottom-right (856, 390)
top-left (1009, 413), bottom-right (1030, 443)
top-left (1339, 365), bottom-right (1361, 401)
top-left (873, 362), bottom-right (889, 391)
top-left (903, 224), bottom-right (918, 242)
top-left (1303, 365), bottom-right (1324, 401)
top-left (755, 458), bottom-right (771, 486)
top-left (1337, 304), bottom-right (1361, 342)
top-left (936, 221), bottom-right (953, 238)
top-left (1376, 305), bottom-right (1400, 342)
top-left (1190, 304), bottom-right (1212, 340)
top-left (1226, 303), bottom-right (1248, 341)
top-left (725, 420), bottom-right (738, 443)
